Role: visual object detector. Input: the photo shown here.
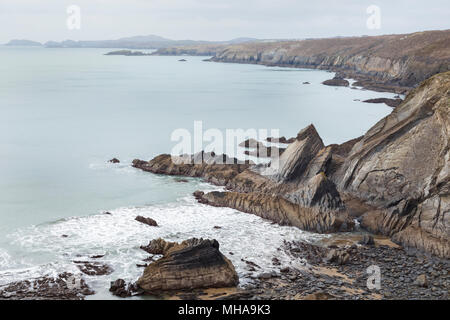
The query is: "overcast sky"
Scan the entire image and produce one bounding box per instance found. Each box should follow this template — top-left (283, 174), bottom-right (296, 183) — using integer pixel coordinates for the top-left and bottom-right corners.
top-left (1, 0), bottom-right (449, 43)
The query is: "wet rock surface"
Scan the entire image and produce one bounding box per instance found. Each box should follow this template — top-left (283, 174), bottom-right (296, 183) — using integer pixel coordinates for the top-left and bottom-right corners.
top-left (322, 77), bottom-right (350, 87)
top-left (137, 238), bottom-right (239, 293)
top-left (0, 273), bottom-right (94, 300)
top-left (108, 158), bottom-right (120, 163)
top-left (235, 240), bottom-right (449, 300)
top-left (135, 215), bottom-right (158, 227)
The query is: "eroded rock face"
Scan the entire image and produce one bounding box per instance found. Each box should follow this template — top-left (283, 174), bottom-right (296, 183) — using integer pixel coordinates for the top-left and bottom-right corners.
top-left (196, 186), bottom-right (352, 233)
top-left (335, 71), bottom-right (450, 258)
top-left (137, 238), bottom-right (239, 292)
top-left (270, 125), bottom-right (326, 182)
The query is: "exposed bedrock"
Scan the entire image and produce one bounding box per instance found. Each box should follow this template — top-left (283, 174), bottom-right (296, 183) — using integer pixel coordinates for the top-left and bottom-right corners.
top-left (335, 71), bottom-right (450, 258)
top-left (137, 238), bottom-right (239, 292)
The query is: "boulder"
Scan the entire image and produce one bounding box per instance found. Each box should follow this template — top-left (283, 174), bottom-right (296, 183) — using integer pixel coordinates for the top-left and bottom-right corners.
top-left (137, 238), bottom-right (239, 292)
top-left (0, 273), bottom-right (94, 300)
top-left (414, 274), bottom-right (428, 288)
top-left (109, 158), bottom-right (120, 163)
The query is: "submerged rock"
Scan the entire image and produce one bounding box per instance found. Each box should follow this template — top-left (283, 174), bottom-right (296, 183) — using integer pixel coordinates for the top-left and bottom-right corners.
top-left (137, 238), bottom-right (239, 292)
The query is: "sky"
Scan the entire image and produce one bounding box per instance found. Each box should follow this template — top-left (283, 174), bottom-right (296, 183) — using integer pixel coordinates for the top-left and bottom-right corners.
top-left (0, 0), bottom-right (449, 43)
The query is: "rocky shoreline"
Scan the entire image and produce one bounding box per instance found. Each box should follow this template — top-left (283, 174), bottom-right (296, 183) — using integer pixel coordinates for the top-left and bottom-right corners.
top-left (152, 30), bottom-right (450, 94)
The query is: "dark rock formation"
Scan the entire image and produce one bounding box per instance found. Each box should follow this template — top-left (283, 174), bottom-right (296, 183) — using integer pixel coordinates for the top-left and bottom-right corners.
top-left (0, 273), bottom-right (94, 300)
top-left (334, 71), bottom-right (450, 258)
top-left (195, 185), bottom-right (352, 233)
top-left (266, 136), bottom-right (297, 144)
top-left (322, 77), bottom-right (350, 87)
top-left (109, 279), bottom-right (143, 297)
top-left (132, 152), bottom-right (250, 186)
top-left (137, 238), bottom-right (239, 292)
top-left (363, 98), bottom-right (403, 108)
top-left (109, 158), bottom-right (120, 163)
top-left (358, 235), bottom-right (375, 246)
top-left (73, 261), bottom-right (114, 276)
top-left (135, 215), bottom-right (158, 227)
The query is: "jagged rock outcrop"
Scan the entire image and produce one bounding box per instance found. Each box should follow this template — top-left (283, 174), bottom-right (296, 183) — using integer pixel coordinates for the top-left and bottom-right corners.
top-left (132, 152), bottom-right (250, 186)
top-left (137, 238), bottom-right (239, 292)
top-left (335, 71), bottom-right (450, 258)
top-left (133, 125), bottom-right (353, 234)
top-left (195, 173), bottom-right (352, 233)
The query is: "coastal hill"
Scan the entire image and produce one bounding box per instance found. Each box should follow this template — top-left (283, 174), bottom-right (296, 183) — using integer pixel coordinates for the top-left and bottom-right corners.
top-left (42, 35), bottom-right (260, 49)
top-left (154, 30), bottom-right (450, 92)
top-left (5, 39), bottom-right (42, 46)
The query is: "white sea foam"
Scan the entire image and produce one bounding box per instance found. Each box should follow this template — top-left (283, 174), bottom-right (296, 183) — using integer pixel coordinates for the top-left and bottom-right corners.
top-left (0, 249), bottom-right (10, 269)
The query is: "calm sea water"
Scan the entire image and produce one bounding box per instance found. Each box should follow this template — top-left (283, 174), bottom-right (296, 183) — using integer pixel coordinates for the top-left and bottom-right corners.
top-left (0, 46), bottom-right (396, 298)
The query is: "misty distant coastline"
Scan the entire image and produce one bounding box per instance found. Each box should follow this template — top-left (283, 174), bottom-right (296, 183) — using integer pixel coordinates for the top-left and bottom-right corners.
top-left (4, 35), bottom-right (264, 49)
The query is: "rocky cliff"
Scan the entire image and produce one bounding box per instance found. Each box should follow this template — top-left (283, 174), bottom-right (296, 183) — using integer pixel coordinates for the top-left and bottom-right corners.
top-left (333, 71), bottom-right (450, 258)
top-left (154, 30), bottom-right (450, 93)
